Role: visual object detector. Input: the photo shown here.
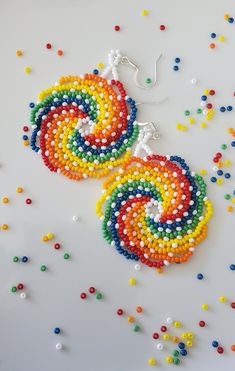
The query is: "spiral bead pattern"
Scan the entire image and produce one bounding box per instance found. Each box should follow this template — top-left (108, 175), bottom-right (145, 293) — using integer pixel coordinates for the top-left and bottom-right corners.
top-left (29, 74), bottom-right (138, 180)
top-left (96, 155), bottom-right (213, 269)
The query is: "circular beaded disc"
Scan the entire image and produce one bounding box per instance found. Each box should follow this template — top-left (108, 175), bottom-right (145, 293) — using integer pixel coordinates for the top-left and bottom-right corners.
top-left (96, 155), bottom-right (213, 269)
top-left (29, 74), bottom-right (138, 180)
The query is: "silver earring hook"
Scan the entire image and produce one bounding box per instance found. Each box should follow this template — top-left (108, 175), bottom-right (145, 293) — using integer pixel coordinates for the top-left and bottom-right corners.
top-left (121, 54), bottom-right (162, 90)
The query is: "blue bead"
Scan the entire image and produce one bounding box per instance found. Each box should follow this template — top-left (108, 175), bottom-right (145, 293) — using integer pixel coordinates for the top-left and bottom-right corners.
top-left (228, 17), bottom-right (234, 23)
top-left (178, 342), bottom-right (185, 349)
top-left (227, 105), bottom-right (233, 111)
top-left (197, 273), bottom-right (204, 280)
top-left (180, 349), bottom-right (187, 356)
top-left (22, 256), bottom-right (28, 263)
top-left (231, 141), bottom-right (235, 147)
top-left (93, 69), bottom-right (99, 75)
top-left (220, 106), bottom-right (226, 112)
top-left (217, 170), bottom-right (223, 176)
top-left (23, 135), bottom-right (28, 140)
top-left (175, 57), bottom-right (181, 63)
top-left (201, 95), bottom-right (207, 101)
top-left (230, 264), bottom-right (235, 270)
top-left (233, 190), bottom-right (235, 195)
top-left (54, 327), bottom-right (61, 334)
top-left (29, 102), bottom-right (35, 108)
top-left (225, 173), bottom-right (231, 179)
top-left (210, 177), bottom-right (217, 183)
top-left (210, 32), bottom-right (216, 38)
top-left (173, 65), bottom-right (179, 71)
top-left (212, 340), bottom-right (219, 348)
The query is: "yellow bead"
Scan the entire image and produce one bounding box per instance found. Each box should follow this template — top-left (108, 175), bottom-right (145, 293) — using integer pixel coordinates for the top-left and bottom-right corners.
top-left (16, 187), bottom-right (23, 193)
top-left (1, 224), bottom-right (8, 230)
top-left (219, 296), bottom-right (227, 303)
top-left (219, 35), bottom-right (225, 42)
top-left (176, 123), bottom-right (183, 130)
top-left (24, 67), bottom-right (32, 73)
top-left (187, 332), bottom-right (194, 339)
top-left (174, 321), bottom-right (181, 328)
top-left (231, 198), bottom-right (235, 204)
top-left (97, 62), bottom-right (104, 69)
top-left (163, 333), bottom-right (170, 341)
top-left (172, 336), bottom-right (179, 343)
top-left (129, 277), bottom-right (136, 285)
top-left (224, 14), bottom-right (230, 20)
top-left (42, 235), bottom-right (49, 242)
top-left (186, 340), bottom-right (193, 347)
top-left (16, 50), bottom-right (23, 56)
top-left (203, 89), bottom-right (209, 95)
top-left (128, 316), bottom-right (134, 323)
top-left (227, 205), bottom-right (234, 212)
top-left (216, 178), bottom-right (223, 185)
top-left (166, 356), bottom-right (173, 364)
top-left (46, 232), bottom-right (54, 240)
top-left (199, 169), bottom-right (207, 176)
top-left (228, 127), bottom-right (234, 134)
top-left (224, 160), bottom-right (231, 166)
top-left (23, 140), bottom-right (29, 146)
top-left (181, 333), bottom-right (187, 339)
top-left (148, 358), bottom-right (156, 366)
top-left (156, 268), bottom-right (164, 273)
top-left (181, 125), bottom-right (188, 131)
top-left (200, 122), bottom-right (207, 128)
top-left (141, 9), bottom-right (148, 16)
top-left (2, 197), bottom-right (9, 203)
top-left (189, 117), bottom-right (195, 124)
top-left (202, 303), bottom-right (209, 310)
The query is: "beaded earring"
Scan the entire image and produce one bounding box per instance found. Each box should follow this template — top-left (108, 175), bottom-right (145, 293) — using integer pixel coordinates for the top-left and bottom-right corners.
top-left (96, 118), bottom-right (213, 271)
top-left (28, 50), bottom-right (146, 181)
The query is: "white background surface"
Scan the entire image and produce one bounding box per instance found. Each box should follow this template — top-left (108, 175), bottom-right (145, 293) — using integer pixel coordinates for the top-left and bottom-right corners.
top-left (1, 0), bottom-right (235, 370)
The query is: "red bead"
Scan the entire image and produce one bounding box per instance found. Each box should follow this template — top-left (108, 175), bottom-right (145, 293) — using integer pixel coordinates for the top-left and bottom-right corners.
top-left (117, 309), bottom-right (124, 316)
top-left (54, 243), bottom-right (61, 250)
top-left (153, 332), bottom-right (159, 339)
top-left (216, 152), bottom-right (222, 158)
top-left (17, 283), bottom-right (24, 290)
top-left (161, 325), bottom-right (167, 332)
top-left (25, 198), bottom-right (32, 204)
top-left (231, 302), bottom-right (235, 309)
top-left (213, 157), bottom-right (219, 163)
top-left (89, 287), bottom-right (95, 294)
top-left (199, 320), bottom-right (205, 327)
top-left (114, 25), bottom-right (120, 31)
top-left (80, 292), bottom-right (87, 299)
top-left (217, 346), bottom-right (224, 354)
top-left (23, 126), bottom-right (29, 132)
top-left (46, 43), bottom-right (52, 49)
top-left (207, 103), bottom-right (213, 109)
top-left (209, 89), bottom-right (215, 95)
top-left (160, 24), bottom-right (166, 31)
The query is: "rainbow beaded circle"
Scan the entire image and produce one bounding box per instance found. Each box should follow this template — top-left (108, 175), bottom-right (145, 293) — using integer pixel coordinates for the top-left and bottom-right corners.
top-left (96, 155), bottom-right (213, 269)
top-left (29, 74), bottom-right (138, 180)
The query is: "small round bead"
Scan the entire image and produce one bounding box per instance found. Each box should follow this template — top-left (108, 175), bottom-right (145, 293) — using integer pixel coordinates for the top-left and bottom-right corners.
top-left (163, 333), bottom-right (170, 341)
top-left (148, 358), bottom-right (156, 366)
top-left (175, 57), bottom-right (181, 63)
top-left (219, 296), bottom-right (227, 303)
top-left (180, 349), bottom-right (187, 356)
top-left (21, 256), bottom-right (28, 263)
top-left (230, 264), bottom-right (235, 270)
top-left (11, 286), bottom-right (17, 293)
top-left (161, 325), bottom-right (167, 332)
top-left (55, 343), bottom-right (62, 350)
top-left (173, 321), bottom-right (181, 328)
top-left (210, 32), bottom-right (216, 38)
top-left (231, 141), bottom-right (235, 147)
top-left (128, 316), bottom-right (134, 323)
top-left (173, 65), bottom-right (179, 71)
top-left (129, 277), bottom-right (136, 285)
top-left (210, 177), bottom-right (217, 183)
top-left (20, 292), bottom-right (27, 299)
top-left (227, 205), bottom-right (234, 212)
top-left (117, 309), bottom-right (124, 316)
top-left (231, 344), bottom-right (235, 352)
top-left (199, 320), bottom-right (206, 327)
top-left (93, 69), bottom-right (99, 75)
top-left (57, 50), bottom-right (63, 56)
top-left (217, 346), bottom-right (224, 354)
top-left (227, 105), bottom-right (233, 111)
top-left (172, 349), bottom-right (179, 357)
top-left (228, 17), bottom-right (234, 23)
top-left (166, 317), bottom-right (173, 324)
top-left (134, 263), bottom-right (141, 270)
top-left (17, 283), bottom-right (24, 290)
top-left (191, 78), bottom-right (197, 84)
top-left (136, 306), bottom-right (143, 313)
top-left (212, 340), bottom-right (219, 347)
top-left (166, 356), bottom-right (173, 364)
top-left (13, 256), bottom-right (19, 262)
top-left (16, 50), bottom-right (23, 56)
top-left (173, 358), bottom-right (180, 365)
top-left (89, 287), bottom-right (95, 294)
top-left (72, 215), bottom-right (78, 222)
top-left (153, 332), bottom-right (159, 339)
top-left (54, 243), bottom-right (61, 250)
top-left (63, 253), bottom-right (70, 260)
top-left (178, 342), bottom-right (185, 349)
top-left (46, 43), bottom-right (52, 49)
top-left (210, 43), bottom-right (216, 49)
top-left (133, 324), bottom-right (140, 332)
top-left (40, 265), bottom-right (47, 272)
top-left (220, 106), bottom-right (226, 112)
top-left (230, 302), bottom-right (235, 309)
top-left (202, 303), bottom-right (209, 310)
top-left (2, 197), bottom-right (9, 203)
top-left (156, 343), bottom-right (164, 350)
top-left (24, 67), bottom-right (32, 73)
top-left (197, 273), bottom-right (204, 280)
top-left (25, 198), bottom-right (32, 204)
top-left (80, 292), bottom-right (86, 299)
top-left (96, 292), bottom-right (102, 300)
top-left (145, 78), bottom-right (152, 84)
top-left (160, 24), bottom-right (166, 31)
top-left (54, 327), bottom-right (60, 334)
top-left (114, 25), bottom-right (120, 31)
top-left (16, 187), bottom-right (23, 193)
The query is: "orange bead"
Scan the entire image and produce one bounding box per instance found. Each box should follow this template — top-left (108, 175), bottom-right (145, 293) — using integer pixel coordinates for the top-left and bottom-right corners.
top-left (231, 344), bottom-right (235, 352)
top-left (210, 43), bottom-right (216, 49)
top-left (227, 205), bottom-right (234, 212)
top-left (136, 306), bottom-right (143, 313)
top-left (42, 235), bottom-right (49, 242)
top-left (57, 50), bottom-right (63, 56)
top-left (127, 316), bottom-right (134, 323)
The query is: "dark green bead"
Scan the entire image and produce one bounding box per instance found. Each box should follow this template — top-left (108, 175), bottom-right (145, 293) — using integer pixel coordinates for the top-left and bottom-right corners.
top-left (64, 253), bottom-right (70, 260)
top-left (133, 324), bottom-right (140, 332)
top-left (173, 357), bottom-right (180, 365)
top-left (11, 286), bottom-right (17, 293)
top-left (13, 256), bottom-right (19, 262)
top-left (96, 292), bottom-right (102, 300)
top-left (184, 110), bottom-right (190, 116)
top-left (172, 349), bottom-right (179, 357)
top-left (197, 108), bottom-right (202, 114)
top-left (145, 78), bottom-right (152, 84)
top-left (224, 194), bottom-right (231, 200)
top-left (40, 265), bottom-right (47, 272)
top-left (221, 144), bottom-right (227, 150)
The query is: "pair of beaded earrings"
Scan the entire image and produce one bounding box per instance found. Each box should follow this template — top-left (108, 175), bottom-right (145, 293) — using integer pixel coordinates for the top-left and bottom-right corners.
top-left (28, 50), bottom-right (213, 270)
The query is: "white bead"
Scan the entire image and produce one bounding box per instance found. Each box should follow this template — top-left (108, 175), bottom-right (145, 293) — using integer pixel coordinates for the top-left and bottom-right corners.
top-left (135, 263), bottom-right (141, 271)
top-left (56, 343), bottom-right (63, 350)
top-left (156, 343), bottom-right (164, 350)
top-left (166, 317), bottom-right (173, 324)
top-left (191, 78), bottom-right (197, 84)
top-left (20, 292), bottom-right (27, 299)
top-left (72, 215), bottom-right (78, 222)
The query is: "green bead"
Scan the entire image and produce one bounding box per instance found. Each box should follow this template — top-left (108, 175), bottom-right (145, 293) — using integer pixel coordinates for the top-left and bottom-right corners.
top-left (40, 265), bottom-right (47, 272)
top-left (173, 358), bottom-right (180, 365)
top-left (64, 253), bottom-right (70, 260)
top-left (172, 349), bottom-right (179, 357)
top-left (221, 144), bottom-right (227, 150)
top-left (197, 108), bottom-right (202, 114)
top-left (133, 324), bottom-right (140, 332)
top-left (11, 286), bottom-right (17, 293)
top-left (145, 78), bottom-right (152, 84)
top-left (184, 110), bottom-right (190, 116)
top-left (224, 194), bottom-right (231, 200)
top-left (96, 292), bottom-right (102, 300)
top-left (13, 256), bottom-right (19, 262)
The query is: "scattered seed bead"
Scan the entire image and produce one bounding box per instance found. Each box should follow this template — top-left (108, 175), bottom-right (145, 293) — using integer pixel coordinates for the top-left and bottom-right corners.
top-left (64, 253), bottom-right (70, 260)
top-left (172, 336), bottom-right (179, 343)
top-left (57, 50), bottom-right (63, 56)
top-left (54, 327), bottom-right (60, 334)
top-left (230, 264), bottom-right (235, 270)
top-left (16, 187), bottom-right (23, 193)
top-left (184, 110), bottom-right (190, 116)
top-left (231, 302), bottom-right (235, 309)
top-left (20, 292), bottom-right (27, 299)
top-left (220, 106), bottom-right (226, 112)
top-left (166, 317), bottom-right (173, 324)
top-left (199, 320), bottom-right (206, 327)
top-left (153, 333), bottom-right (159, 340)
top-left (197, 108), bottom-right (203, 114)
top-left (148, 358), bottom-right (156, 366)
top-left (224, 14), bottom-right (230, 20)
top-left (25, 198), bottom-right (32, 204)
top-left (21, 256), bottom-right (28, 263)
top-left (199, 169), bottom-right (207, 176)
top-left (219, 35), bottom-right (225, 42)
top-left (174, 321), bottom-right (181, 328)
top-left (156, 343), bottom-right (164, 350)
top-left (224, 160), bottom-right (231, 166)
top-left (129, 277), bottom-right (136, 285)
top-left (172, 349), bottom-right (179, 357)
top-left (161, 325), bottom-right (167, 332)
top-left (128, 316), bottom-right (134, 323)
top-left (46, 43), bottom-right (52, 49)
top-left (96, 292), bottom-right (102, 300)
top-left (231, 141), bottom-right (235, 147)
top-left (17, 283), bottom-right (24, 290)
top-left (55, 343), bottom-right (62, 350)
top-left (133, 324), bottom-right (141, 332)
top-left (80, 292), bottom-right (86, 299)
top-left (211, 176), bottom-right (217, 183)
top-left (175, 57), bottom-right (181, 63)
top-left (135, 264), bottom-right (141, 271)
top-left (224, 194), bottom-right (231, 200)
top-left (212, 340), bottom-right (219, 347)
top-left (173, 358), bottom-right (180, 365)
top-left (136, 306), bottom-right (143, 313)
top-left (24, 67), bottom-right (32, 73)
top-left (186, 340), bottom-right (193, 347)
top-left (217, 346), bottom-right (224, 354)
top-left (89, 287), bottom-right (95, 294)
top-left (141, 9), bottom-right (148, 16)
top-left (54, 243), bottom-right (61, 250)
top-left (219, 296), bottom-right (227, 303)
top-left (197, 273), bottom-right (204, 280)
top-left (166, 356), bottom-right (173, 364)
top-left (13, 256), bottom-right (19, 262)
top-left (200, 122), bottom-right (207, 128)
top-left (41, 265), bottom-right (47, 272)
top-left (160, 24), bottom-right (166, 30)
top-left (191, 78), bottom-right (197, 84)
top-left (2, 197), bottom-right (9, 203)
top-left (230, 345), bottom-right (235, 352)
top-left (180, 349), bottom-right (187, 356)
top-left (163, 333), bottom-right (170, 341)
top-left (11, 286), bottom-right (17, 293)
top-left (228, 17), bottom-right (234, 23)
top-left (202, 303), bottom-right (209, 310)
top-left (216, 178), bottom-right (223, 185)
top-left (16, 50), bottom-right (23, 56)
top-left (210, 43), bottom-right (216, 49)
top-left (117, 309), bottom-right (123, 316)
top-left (97, 62), bottom-right (104, 69)
top-left (181, 333), bottom-right (187, 339)
top-left (227, 205), bottom-right (234, 212)
top-left (189, 117), bottom-right (195, 124)
top-left (145, 78), bottom-right (152, 84)
top-left (173, 65), bottom-right (179, 71)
